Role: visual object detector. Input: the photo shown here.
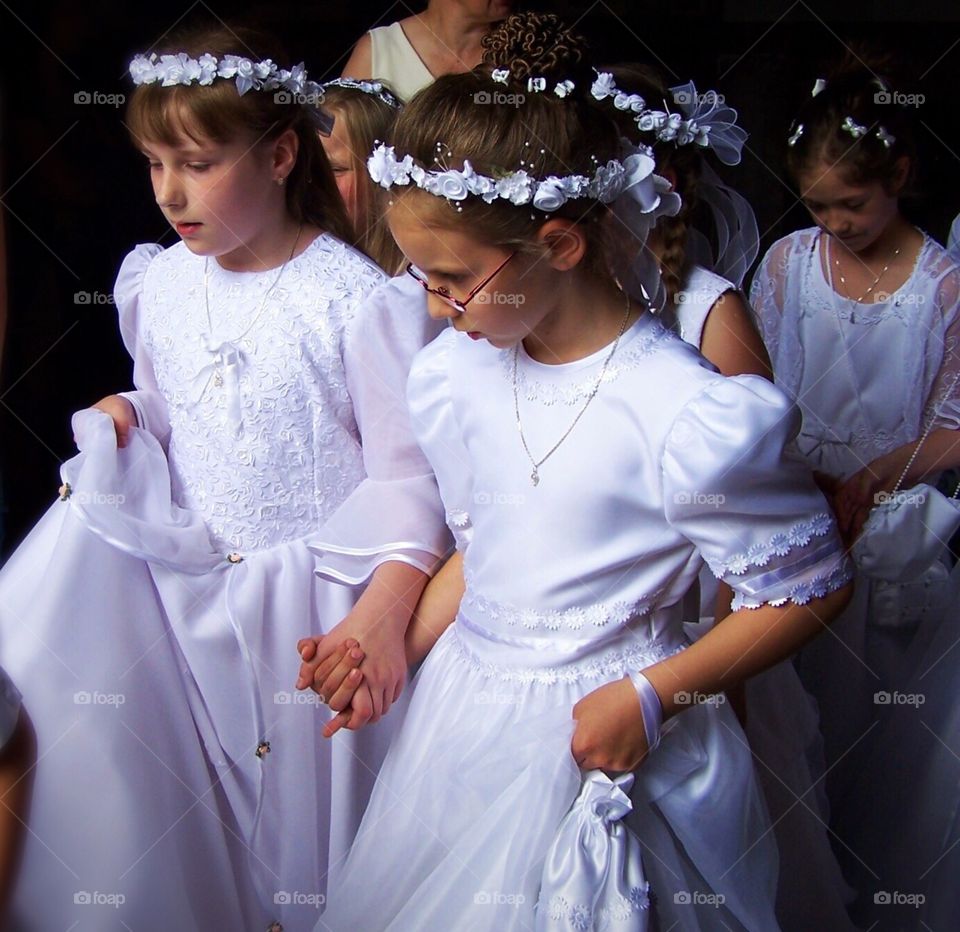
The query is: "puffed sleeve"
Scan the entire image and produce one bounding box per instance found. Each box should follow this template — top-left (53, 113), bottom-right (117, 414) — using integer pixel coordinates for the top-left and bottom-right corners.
top-left (406, 328), bottom-right (475, 552)
top-left (307, 275), bottom-right (451, 584)
top-left (663, 375), bottom-right (853, 611)
top-left (112, 244), bottom-right (171, 446)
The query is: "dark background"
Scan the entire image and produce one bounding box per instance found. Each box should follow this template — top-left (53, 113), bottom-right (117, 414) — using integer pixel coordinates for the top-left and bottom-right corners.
top-left (1, 1), bottom-right (958, 556)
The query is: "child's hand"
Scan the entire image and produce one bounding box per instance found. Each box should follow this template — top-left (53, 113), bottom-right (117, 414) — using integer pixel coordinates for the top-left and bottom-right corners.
top-left (302, 612), bottom-right (408, 722)
top-left (296, 637), bottom-right (364, 704)
top-left (571, 677), bottom-right (649, 773)
top-left (91, 395), bottom-right (137, 448)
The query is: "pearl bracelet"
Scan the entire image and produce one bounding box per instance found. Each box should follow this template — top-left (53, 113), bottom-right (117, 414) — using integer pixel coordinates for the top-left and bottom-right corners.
top-left (629, 671), bottom-right (663, 751)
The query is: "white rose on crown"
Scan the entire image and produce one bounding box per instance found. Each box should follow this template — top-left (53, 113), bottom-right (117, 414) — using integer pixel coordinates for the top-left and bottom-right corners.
top-left (532, 177), bottom-right (568, 211)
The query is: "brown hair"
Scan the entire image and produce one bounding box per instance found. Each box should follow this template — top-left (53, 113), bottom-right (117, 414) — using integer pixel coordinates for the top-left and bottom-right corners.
top-left (785, 54), bottom-right (917, 194)
top-left (390, 12), bottom-right (621, 274)
top-left (126, 25), bottom-right (353, 244)
top-left (606, 64), bottom-right (709, 312)
top-left (322, 82), bottom-right (405, 274)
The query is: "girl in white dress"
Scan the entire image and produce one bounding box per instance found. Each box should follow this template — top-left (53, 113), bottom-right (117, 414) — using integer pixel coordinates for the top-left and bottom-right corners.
top-left (0, 26), bottom-right (448, 930)
top-left (312, 14), bottom-right (853, 931)
top-left (320, 78), bottom-right (405, 275)
top-left (751, 65), bottom-right (960, 907)
top-left (603, 66), bottom-right (857, 932)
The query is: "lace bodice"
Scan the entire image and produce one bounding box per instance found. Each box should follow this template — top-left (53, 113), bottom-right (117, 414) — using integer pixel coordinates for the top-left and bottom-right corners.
top-left (751, 227), bottom-right (960, 479)
top-left (115, 237), bottom-right (422, 553)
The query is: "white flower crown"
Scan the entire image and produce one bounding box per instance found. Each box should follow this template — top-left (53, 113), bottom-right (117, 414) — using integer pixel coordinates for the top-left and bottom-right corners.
top-left (367, 141), bottom-right (671, 213)
top-left (129, 52), bottom-right (323, 99)
top-left (322, 78), bottom-right (402, 110)
top-left (590, 72), bottom-right (748, 166)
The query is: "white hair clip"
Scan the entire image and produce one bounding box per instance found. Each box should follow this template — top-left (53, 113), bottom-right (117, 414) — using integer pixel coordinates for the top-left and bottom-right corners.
top-left (322, 77), bottom-right (401, 109)
top-left (491, 69), bottom-right (510, 85)
top-left (554, 80), bottom-right (575, 98)
top-left (876, 126), bottom-right (896, 148)
top-left (812, 78), bottom-right (828, 97)
top-left (841, 116), bottom-right (868, 139)
top-left (527, 77), bottom-right (547, 93)
top-left (787, 122), bottom-right (804, 147)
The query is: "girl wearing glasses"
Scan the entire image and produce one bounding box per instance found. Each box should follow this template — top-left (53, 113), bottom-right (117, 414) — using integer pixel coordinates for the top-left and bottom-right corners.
top-left (307, 13), bottom-right (853, 931)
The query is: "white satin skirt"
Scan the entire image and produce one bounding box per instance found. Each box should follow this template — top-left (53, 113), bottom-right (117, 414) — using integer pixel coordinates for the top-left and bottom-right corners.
top-left (317, 611), bottom-right (780, 932)
top-left (0, 411), bottom-right (400, 930)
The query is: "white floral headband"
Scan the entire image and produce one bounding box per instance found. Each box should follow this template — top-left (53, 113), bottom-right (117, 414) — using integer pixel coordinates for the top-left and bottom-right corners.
top-left (322, 77), bottom-right (402, 110)
top-left (367, 142), bottom-right (673, 218)
top-left (129, 52), bottom-right (334, 133)
top-left (590, 72), bottom-right (748, 166)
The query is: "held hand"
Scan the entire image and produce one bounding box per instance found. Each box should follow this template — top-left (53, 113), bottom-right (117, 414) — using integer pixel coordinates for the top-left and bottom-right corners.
top-left (299, 609), bottom-right (408, 722)
top-left (91, 394), bottom-right (137, 448)
top-left (571, 677), bottom-right (649, 773)
top-left (295, 637), bottom-right (364, 704)
top-left (294, 637), bottom-right (374, 738)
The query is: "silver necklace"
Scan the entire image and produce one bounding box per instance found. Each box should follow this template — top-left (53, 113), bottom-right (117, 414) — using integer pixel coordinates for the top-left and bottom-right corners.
top-left (829, 234), bottom-right (900, 304)
top-left (202, 224), bottom-right (303, 387)
top-left (513, 292), bottom-right (632, 487)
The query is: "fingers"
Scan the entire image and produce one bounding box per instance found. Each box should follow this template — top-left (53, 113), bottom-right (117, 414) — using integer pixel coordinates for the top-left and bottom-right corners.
top-left (346, 687), bottom-right (373, 731)
top-left (322, 709), bottom-right (352, 739)
top-left (326, 667), bottom-right (363, 713)
top-left (316, 643), bottom-right (364, 707)
top-left (297, 638), bottom-right (319, 662)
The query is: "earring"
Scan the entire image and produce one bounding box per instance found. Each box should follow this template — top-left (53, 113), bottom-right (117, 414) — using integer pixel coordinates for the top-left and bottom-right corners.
top-left (276, 176), bottom-right (286, 186)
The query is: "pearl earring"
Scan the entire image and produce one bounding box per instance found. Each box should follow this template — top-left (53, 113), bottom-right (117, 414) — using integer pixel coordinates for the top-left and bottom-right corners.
top-left (276, 176), bottom-right (285, 186)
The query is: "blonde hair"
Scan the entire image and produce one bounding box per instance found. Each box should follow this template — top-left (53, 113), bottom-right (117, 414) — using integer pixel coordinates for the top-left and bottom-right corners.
top-left (126, 25), bottom-right (353, 244)
top-left (390, 13), bottom-right (621, 275)
top-left (322, 82), bottom-right (405, 275)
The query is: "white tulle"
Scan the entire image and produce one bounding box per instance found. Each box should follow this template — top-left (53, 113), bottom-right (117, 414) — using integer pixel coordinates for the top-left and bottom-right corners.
top-left (0, 241), bottom-right (448, 929)
top-left (318, 316), bottom-right (851, 931)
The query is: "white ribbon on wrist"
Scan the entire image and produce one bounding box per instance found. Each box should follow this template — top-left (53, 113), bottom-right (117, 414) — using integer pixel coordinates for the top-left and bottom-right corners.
top-left (628, 671), bottom-right (663, 751)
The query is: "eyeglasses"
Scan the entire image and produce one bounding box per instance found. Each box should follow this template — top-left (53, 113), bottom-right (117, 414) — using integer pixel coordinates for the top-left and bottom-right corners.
top-left (405, 252), bottom-right (517, 313)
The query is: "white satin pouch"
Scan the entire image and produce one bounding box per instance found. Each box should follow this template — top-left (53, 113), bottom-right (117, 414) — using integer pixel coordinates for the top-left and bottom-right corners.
top-left (852, 483), bottom-right (960, 582)
top-left (852, 483), bottom-right (960, 629)
top-left (536, 771), bottom-right (650, 931)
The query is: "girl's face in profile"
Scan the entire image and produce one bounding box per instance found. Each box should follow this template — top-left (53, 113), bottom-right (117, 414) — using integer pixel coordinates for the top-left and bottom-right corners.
top-left (320, 113), bottom-right (359, 228)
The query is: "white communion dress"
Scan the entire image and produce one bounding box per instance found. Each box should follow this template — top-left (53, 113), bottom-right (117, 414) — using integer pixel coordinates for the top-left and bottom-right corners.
top-left (0, 233), bottom-right (448, 930)
top-left (674, 264), bottom-right (858, 931)
top-left (316, 313), bottom-right (852, 932)
top-left (751, 227), bottom-right (960, 857)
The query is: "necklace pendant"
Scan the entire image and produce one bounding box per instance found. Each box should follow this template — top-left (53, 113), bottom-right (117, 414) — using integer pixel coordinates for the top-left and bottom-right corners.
top-left (214, 369), bottom-right (224, 388)
top-left (531, 467), bottom-right (540, 487)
